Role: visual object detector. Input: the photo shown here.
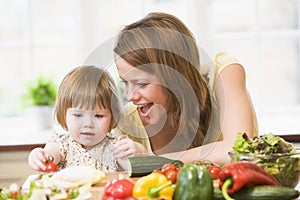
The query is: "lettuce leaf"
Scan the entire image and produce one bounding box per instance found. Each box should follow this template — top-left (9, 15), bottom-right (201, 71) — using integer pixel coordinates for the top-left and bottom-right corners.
top-left (233, 132), bottom-right (254, 153)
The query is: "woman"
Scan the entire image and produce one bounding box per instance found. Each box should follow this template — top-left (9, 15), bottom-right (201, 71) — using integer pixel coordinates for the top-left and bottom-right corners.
top-left (110, 12), bottom-right (258, 164)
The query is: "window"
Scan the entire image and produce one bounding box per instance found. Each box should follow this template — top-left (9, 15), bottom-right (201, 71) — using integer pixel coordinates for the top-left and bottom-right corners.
top-left (1, 0), bottom-right (299, 136)
top-left (210, 0), bottom-right (300, 134)
top-left (0, 0), bottom-right (82, 116)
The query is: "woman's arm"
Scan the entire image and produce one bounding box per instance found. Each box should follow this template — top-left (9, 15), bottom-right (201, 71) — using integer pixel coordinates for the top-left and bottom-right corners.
top-left (216, 63), bottom-right (254, 139)
top-left (162, 64), bottom-right (256, 165)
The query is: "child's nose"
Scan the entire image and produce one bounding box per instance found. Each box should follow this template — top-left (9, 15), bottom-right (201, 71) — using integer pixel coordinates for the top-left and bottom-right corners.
top-left (83, 115), bottom-right (95, 128)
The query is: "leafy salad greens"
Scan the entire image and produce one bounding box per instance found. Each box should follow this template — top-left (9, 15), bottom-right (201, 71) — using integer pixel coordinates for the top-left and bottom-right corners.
top-left (231, 132), bottom-right (300, 187)
top-left (233, 132), bottom-right (296, 154)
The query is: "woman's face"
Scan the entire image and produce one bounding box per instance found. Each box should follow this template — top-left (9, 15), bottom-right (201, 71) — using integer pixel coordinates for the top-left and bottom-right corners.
top-left (66, 104), bottom-right (112, 148)
top-left (116, 57), bottom-right (169, 127)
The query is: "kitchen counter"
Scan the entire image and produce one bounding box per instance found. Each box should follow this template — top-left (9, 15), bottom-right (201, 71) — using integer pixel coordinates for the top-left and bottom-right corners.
top-left (21, 171), bottom-right (300, 200)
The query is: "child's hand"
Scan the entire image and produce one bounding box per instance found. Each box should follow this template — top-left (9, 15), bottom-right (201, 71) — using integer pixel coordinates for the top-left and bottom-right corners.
top-left (28, 147), bottom-right (49, 171)
top-left (109, 137), bottom-right (149, 160)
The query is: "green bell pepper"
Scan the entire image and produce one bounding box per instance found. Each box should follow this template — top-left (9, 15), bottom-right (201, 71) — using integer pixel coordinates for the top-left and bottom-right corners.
top-left (173, 163), bottom-right (213, 200)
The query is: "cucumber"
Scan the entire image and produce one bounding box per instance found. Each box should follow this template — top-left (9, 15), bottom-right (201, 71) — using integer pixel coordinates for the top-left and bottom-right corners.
top-left (127, 156), bottom-right (183, 177)
top-left (213, 185), bottom-right (300, 200)
top-left (232, 185), bottom-right (299, 200)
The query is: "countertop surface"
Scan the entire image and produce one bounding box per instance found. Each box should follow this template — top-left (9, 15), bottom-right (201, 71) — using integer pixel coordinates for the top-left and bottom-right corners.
top-left (21, 171), bottom-right (300, 200)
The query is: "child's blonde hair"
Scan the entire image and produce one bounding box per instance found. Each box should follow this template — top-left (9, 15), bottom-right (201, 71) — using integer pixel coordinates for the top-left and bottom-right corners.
top-left (55, 65), bottom-right (121, 131)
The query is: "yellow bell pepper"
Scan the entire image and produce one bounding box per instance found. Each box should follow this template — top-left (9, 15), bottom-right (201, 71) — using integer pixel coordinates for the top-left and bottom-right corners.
top-left (132, 172), bottom-right (173, 200)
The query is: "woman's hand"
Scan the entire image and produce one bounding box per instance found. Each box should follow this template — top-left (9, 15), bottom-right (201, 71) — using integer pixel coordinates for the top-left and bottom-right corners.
top-left (109, 137), bottom-right (149, 160)
top-left (28, 147), bottom-right (49, 171)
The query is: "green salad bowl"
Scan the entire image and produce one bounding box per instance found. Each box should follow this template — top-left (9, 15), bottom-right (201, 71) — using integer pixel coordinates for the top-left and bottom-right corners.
top-left (228, 150), bottom-right (300, 188)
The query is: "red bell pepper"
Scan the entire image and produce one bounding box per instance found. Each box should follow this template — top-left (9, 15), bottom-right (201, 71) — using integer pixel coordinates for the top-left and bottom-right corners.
top-left (102, 178), bottom-right (136, 200)
top-left (219, 161), bottom-right (280, 198)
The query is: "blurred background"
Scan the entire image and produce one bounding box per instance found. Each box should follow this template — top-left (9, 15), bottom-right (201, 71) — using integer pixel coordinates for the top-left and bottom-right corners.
top-left (0, 0), bottom-right (300, 136)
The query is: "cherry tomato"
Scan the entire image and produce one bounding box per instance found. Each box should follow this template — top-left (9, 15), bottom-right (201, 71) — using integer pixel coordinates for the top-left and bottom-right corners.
top-left (44, 156), bottom-right (57, 173)
top-left (208, 165), bottom-right (221, 179)
top-left (152, 169), bottom-right (165, 175)
top-left (10, 191), bottom-right (20, 199)
top-left (165, 169), bottom-right (178, 183)
top-left (161, 163), bottom-right (176, 173)
top-left (176, 166), bottom-right (182, 171)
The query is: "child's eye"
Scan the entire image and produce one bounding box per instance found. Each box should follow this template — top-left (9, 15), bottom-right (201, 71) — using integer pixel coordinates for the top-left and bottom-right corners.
top-left (73, 113), bottom-right (82, 117)
top-left (95, 114), bottom-right (104, 118)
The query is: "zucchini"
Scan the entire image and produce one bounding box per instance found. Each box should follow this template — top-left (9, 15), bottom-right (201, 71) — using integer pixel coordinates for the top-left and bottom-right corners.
top-left (213, 185), bottom-right (300, 200)
top-left (127, 156), bottom-right (183, 177)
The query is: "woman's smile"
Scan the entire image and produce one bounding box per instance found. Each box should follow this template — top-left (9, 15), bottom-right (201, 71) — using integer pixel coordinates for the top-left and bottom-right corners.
top-left (138, 103), bottom-right (153, 117)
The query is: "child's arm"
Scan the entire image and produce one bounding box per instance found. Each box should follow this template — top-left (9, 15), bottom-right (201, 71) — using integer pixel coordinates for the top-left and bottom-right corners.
top-left (28, 142), bottom-right (61, 172)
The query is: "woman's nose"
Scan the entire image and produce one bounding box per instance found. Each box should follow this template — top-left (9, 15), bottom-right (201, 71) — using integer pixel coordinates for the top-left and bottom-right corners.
top-left (126, 87), bottom-right (140, 102)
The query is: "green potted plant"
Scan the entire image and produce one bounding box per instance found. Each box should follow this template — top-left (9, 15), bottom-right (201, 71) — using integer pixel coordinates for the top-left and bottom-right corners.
top-left (23, 76), bottom-right (57, 129)
top-left (26, 76), bottom-right (57, 106)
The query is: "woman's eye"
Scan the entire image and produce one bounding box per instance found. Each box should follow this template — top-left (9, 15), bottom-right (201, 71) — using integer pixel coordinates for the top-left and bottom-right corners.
top-left (137, 82), bottom-right (149, 87)
top-left (121, 80), bottom-right (128, 85)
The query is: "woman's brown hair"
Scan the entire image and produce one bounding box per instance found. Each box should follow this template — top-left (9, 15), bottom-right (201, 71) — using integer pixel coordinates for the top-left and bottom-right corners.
top-left (55, 66), bottom-right (121, 131)
top-left (114, 12), bottom-right (211, 149)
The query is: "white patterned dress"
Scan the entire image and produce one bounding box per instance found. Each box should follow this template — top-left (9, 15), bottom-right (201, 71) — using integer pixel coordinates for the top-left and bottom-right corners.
top-left (50, 132), bottom-right (118, 172)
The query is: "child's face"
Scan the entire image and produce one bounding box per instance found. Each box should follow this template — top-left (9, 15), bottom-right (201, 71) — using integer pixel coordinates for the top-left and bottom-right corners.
top-left (66, 105), bottom-right (112, 148)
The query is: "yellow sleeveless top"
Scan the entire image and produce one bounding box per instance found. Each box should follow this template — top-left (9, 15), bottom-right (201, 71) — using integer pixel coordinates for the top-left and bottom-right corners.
top-left (113, 52), bottom-right (258, 153)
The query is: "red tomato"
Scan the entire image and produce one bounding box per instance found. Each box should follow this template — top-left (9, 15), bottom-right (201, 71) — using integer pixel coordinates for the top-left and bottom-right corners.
top-left (10, 191), bottom-right (19, 199)
top-left (176, 166), bottom-right (182, 171)
top-left (161, 163), bottom-right (176, 173)
top-left (164, 169), bottom-right (178, 184)
top-left (44, 162), bottom-right (57, 173)
top-left (208, 165), bottom-right (221, 179)
top-left (152, 169), bottom-right (165, 175)
top-left (44, 156), bottom-right (57, 173)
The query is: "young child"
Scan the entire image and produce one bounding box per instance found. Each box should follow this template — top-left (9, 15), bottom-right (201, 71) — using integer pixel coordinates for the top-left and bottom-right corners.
top-left (28, 65), bottom-right (148, 172)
